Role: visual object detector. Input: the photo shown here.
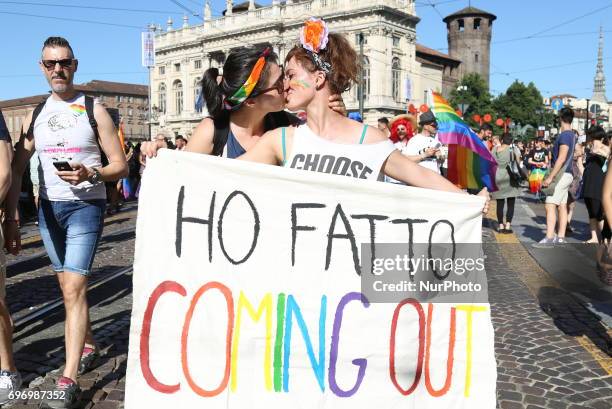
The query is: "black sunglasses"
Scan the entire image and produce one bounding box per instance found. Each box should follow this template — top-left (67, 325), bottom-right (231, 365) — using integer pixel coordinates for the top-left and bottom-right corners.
top-left (251, 72), bottom-right (284, 98)
top-left (41, 59), bottom-right (74, 70)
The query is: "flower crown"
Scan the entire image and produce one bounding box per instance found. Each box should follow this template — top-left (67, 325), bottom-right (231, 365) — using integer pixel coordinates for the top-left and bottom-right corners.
top-left (300, 18), bottom-right (331, 74)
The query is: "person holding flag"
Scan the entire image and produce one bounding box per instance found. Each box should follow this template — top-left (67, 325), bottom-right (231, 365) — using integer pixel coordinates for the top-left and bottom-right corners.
top-left (404, 110), bottom-right (445, 174)
top-left (427, 90), bottom-right (498, 193)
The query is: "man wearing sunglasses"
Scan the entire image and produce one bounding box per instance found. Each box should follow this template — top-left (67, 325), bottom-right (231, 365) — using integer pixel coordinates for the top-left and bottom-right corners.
top-left (3, 36), bottom-right (128, 408)
top-left (403, 110), bottom-right (444, 174)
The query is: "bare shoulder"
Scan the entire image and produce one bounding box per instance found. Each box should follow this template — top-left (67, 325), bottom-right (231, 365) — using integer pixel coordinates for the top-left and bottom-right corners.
top-left (362, 124), bottom-right (388, 143)
top-left (192, 117), bottom-right (215, 139)
top-left (262, 126), bottom-right (294, 145)
top-left (93, 101), bottom-right (112, 120)
top-left (186, 117), bottom-right (215, 154)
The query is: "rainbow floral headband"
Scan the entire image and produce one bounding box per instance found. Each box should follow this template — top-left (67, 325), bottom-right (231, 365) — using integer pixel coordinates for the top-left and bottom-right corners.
top-left (223, 47), bottom-right (271, 111)
top-left (300, 18), bottom-right (331, 74)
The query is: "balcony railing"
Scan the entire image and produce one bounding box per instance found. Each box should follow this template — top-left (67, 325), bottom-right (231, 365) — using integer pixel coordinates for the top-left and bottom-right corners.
top-left (156, 0), bottom-right (413, 46)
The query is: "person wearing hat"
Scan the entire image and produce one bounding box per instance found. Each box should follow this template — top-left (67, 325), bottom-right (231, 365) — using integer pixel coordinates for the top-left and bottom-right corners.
top-left (404, 110), bottom-right (444, 174)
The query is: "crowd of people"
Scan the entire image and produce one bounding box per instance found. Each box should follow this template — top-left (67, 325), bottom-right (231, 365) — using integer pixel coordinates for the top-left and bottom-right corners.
top-left (0, 23), bottom-right (488, 408)
top-left (374, 104), bottom-right (612, 250)
top-left (0, 15), bottom-right (609, 409)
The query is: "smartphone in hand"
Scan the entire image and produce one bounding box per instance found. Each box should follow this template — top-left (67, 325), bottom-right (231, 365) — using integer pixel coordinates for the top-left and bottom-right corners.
top-left (53, 161), bottom-right (74, 172)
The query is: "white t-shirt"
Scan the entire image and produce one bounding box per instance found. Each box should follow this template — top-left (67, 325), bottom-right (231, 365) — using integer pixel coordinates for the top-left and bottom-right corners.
top-left (284, 124), bottom-right (396, 181)
top-left (384, 140), bottom-right (410, 184)
top-left (404, 133), bottom-right (441, 174)
top-left (34, 93), bottom-right (106, 201)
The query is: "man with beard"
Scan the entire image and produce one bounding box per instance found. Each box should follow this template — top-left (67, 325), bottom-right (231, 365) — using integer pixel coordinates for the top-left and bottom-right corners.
top-left (478, 123), bottom-right (493, 150)
top-left (3, 37), bottom-right (127, 408)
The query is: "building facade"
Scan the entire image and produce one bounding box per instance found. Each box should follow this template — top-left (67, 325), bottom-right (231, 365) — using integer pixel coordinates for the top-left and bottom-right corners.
top-left (151, 0), bottom-right (465, 138)
top-left (0, 80), bottom-right (149, 143)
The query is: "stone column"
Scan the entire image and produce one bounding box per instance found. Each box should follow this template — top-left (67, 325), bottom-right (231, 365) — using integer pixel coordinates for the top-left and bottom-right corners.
top-left (183, 57), bottom-right (191, 116)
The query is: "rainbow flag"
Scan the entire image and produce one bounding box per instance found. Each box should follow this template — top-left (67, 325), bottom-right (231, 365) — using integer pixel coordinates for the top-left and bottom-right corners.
top-left (429, 91), bottom-right (498, 192)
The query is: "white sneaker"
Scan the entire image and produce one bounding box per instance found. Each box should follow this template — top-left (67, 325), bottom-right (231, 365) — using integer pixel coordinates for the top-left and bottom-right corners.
top-left (0, 370), bottom-right (22, 404)
top-left (555, 237), bottom-right (567, 244)
top-left (534, 236), bottom-right (556, 248)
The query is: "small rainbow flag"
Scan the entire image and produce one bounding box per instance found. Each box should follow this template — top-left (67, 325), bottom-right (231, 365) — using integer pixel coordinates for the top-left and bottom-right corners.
top-left (428, 91), bottom-right (498, 192)
top-left (69, 104), bottom-right (86, 115)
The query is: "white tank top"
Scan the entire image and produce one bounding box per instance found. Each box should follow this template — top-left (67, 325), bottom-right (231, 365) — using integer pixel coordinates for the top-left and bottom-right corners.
top-left (283, 124), bottom-right (396, 181)
top-left (34, 94), bottom-right (106, 201)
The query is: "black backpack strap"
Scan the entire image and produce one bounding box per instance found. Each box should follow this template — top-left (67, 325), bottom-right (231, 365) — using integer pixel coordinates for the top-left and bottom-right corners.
top-left (84, 95), bottom-right (100, 140)
top-left (211, 115), bottom-right (230, 157)
top-left (84, 96), bottom-right (109, 167)
top-left (26, 99), bottom-right (48, 140)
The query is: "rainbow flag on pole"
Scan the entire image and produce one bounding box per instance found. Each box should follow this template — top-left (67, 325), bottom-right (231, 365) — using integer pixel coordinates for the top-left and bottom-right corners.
top-left (428, 91), bottom-right (498, 192)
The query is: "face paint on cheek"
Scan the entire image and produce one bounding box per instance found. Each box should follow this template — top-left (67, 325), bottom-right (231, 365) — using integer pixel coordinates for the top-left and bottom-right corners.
top-left (289, 79), bottom-right (312, 89)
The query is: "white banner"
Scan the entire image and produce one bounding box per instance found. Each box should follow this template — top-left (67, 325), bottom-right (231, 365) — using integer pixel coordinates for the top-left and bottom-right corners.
top-left (126, 150), bottom-right (497, 408)
top-left (141, 31), bottom-right (155, 68)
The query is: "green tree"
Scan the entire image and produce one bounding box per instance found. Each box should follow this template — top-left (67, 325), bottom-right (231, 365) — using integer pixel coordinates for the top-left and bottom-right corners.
top-left (493, 80), bottom-right (547, 140)
top-left (448, 73), bottom-right (493, 129)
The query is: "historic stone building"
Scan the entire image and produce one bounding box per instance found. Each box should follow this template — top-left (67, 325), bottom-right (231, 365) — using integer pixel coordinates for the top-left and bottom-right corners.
top-left (151, 0), bottom-right (469, 138)
top-left (444, 6), bottom-right (496, 88)
top-left (0, 80), bottom-right (149, 142)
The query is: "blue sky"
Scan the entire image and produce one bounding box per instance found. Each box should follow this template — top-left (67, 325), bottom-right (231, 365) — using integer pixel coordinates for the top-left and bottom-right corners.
top-left (0, 0), bottom-right (610, 100)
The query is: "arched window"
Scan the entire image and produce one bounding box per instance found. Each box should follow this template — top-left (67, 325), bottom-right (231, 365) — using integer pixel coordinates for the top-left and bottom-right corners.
top-left (359, 56), bottom-right (370, 102)
top-left (158, 83), bottom-right (166, 114)
top-left (173, 80), bottom-right (183, 115)
top-left (392, 57), bottom-right (401, 102)
top-left (194, 77), bottom-right (202, 112)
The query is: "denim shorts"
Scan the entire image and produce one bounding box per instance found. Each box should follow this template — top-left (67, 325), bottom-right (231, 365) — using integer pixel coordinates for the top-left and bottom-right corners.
top-left (38, 199), bottom-right (105, 275)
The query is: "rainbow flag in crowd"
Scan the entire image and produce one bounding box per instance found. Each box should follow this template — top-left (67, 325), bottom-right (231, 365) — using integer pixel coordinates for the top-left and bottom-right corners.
top-left (428, 91), bottom-right (498, 192)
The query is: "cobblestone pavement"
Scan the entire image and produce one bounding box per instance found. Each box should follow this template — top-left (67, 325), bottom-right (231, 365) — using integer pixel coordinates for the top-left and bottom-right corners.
top-left (5, 205), bottom-right (136, 409)
top-left (3, 203), bottom-right (611, 408)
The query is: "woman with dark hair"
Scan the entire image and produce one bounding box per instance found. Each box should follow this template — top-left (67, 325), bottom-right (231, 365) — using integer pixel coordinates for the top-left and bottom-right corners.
top-left (238, 18), bottom-right (489, 211)
top-left (491, 133), bottom-right (522, 233)
top-left (581, 126), bottom-right (609, 243)
top-left (142, 44), bottom-right (344, 158)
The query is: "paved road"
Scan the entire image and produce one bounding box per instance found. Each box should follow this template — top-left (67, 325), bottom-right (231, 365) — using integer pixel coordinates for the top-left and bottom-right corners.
top-left (509, 189), bottom-right (612, 328)
top-left (3, 199), bottom-right (611, 409)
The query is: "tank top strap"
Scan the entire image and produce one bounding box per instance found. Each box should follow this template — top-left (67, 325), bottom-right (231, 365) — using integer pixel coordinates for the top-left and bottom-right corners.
top-left (281, 127), bottom-right (287, 165)
top-left (359, 125), bottom-right (368, 144)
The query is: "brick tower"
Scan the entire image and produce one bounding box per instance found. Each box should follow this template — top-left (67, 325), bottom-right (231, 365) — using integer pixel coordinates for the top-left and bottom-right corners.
top-left (443, 6), bottom-right (496, 88)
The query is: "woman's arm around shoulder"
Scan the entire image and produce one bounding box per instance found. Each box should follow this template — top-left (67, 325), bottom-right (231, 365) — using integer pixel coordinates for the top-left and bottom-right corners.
top-left (238, 127), bottom-right (290, 165)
